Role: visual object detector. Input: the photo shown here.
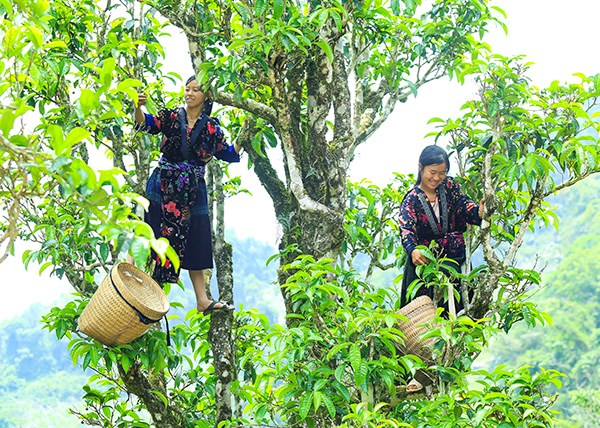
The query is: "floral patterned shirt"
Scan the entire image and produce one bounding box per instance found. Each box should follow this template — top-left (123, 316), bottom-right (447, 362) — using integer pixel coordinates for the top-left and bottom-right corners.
top-left (142, 108), bottom-right (239, 163)
top-left (399, 177), bottom-right (481, 260)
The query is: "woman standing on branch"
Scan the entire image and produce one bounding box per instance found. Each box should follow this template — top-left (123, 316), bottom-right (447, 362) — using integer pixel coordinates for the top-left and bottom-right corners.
top-left (134, 76), bottom-right (242, 315)
top-left (399, 145), bottom-right (484, 315)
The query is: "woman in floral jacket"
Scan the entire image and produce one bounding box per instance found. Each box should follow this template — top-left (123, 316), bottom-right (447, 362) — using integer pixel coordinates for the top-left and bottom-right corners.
top-left (399, 145), bottom-right (484, 314)
top-left (134, 76), bottom-right (241, 315)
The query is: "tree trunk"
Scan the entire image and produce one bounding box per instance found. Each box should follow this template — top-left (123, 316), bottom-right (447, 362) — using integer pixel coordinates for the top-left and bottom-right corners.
top-left (206, 162), bottom-right (236, 425)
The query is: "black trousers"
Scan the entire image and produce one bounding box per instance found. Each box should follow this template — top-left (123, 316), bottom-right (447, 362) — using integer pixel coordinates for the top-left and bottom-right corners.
top-left (401, 256), bottom-right (469, 314)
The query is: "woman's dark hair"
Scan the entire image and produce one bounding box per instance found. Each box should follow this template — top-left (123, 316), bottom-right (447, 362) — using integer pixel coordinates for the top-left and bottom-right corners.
top-left (185, 75), bottom-right (213, 116)
top-left (416, 145), bottom-right (449, 184)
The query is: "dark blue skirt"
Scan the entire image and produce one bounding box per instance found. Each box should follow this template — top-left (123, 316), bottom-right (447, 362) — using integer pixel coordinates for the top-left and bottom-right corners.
top-left (145, 167), bottom-right (213, 271)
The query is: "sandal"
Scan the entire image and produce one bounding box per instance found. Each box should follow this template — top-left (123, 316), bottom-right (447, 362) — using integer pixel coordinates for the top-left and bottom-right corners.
top-left (201, 301), bottom-right (235, 315)
top-left (406, 378), bottom-right (423, 393)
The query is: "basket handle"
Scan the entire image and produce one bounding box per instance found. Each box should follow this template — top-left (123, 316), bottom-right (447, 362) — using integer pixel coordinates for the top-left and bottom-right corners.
top-left (110, 267), bottom-right (160, 325)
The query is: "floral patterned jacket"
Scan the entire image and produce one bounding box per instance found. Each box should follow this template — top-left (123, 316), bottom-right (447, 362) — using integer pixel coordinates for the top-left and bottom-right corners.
top-left (399, 177), bottom-right (481, 260)
top-left (142, 108), bottom-right (239, 163)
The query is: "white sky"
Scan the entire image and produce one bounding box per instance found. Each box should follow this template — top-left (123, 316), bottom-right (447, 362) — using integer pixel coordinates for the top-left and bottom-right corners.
top-left (2, 0), bottom-right (599, 321)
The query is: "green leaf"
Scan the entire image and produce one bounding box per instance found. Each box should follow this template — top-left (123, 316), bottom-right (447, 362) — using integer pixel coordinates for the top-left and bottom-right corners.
top-left (152, 390), bottom-right (169, 407)
top-left (273, 0), bottom-right (284, 18)
top-left (82, 351), bottom-right (92, 370)
top-left (102, 406), bottom-right (111, 419)
top-left (326, 342), bottom-right (351, 360)
top-left (334, 364), bottom-right (345, 382)
top-left (316, 39), bottom-right (333, 64)
top-left (38, 260), bottom-right (53, 275)
top-left (99, 242), bottom-right (110, 262)
top-left (332, 380), bottom-right (351, 403)
top-left (299, 392), bottom-right (313, 420)
top-left (31, 0), bottom-right (50, 15)
top-left (348, 343), bottom-right (361, 373)
top-left (121, 354), bottom-right (132, 373)
top-left (255, 0), bottom-right (267, 15)
top-left (314, 379), bottom-right (328, 392)
top-left (321, 394), bottom-right (336, 418)
top-left (354, 359), bottom-right (368, 387)
top-left (44, 39), bottom-right (67, 50)
top-left (25, 25), bottom-right (44, 48)
top-left (65, 127), bottom-right (91, 150)
top-left (406, 80), bottom-right (418, 97)
top-left (117, 78), bottom-right (143, 92)
top-left (0, 0), bottom-right (14, 17)
top-left (313, 390), bottom-right (322, 412)
top-left (100, 57), bottom-right (116, 88)
top-left (47, 124), bottom-right (66, 155)
top-left (130, 237), bottom-right (149, 264)
top-left (79, 88), bottom-right (97, 116)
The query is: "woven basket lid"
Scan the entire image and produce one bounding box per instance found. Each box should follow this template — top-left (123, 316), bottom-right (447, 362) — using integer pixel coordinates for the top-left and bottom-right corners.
top-left (111, 262), bottom-right (170, 319)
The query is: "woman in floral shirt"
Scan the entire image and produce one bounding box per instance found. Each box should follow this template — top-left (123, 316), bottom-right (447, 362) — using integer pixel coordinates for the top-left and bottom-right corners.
top-left (399, 145), bottom-right (483, 314)
top-left (134, 76), bottom-right (241, 315)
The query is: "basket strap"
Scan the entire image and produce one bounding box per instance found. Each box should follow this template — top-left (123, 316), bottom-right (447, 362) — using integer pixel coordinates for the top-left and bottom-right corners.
top-left (164, 316), bottom-right (171, 347)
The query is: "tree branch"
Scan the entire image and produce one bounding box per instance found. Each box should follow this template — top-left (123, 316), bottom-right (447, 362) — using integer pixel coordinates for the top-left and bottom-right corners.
top-left (240, 119), bottom-right (292, 219)
top-left (332, 38), bottom-right (353, 154)
top-left (119, 362), bottom-right (184, 427)
top-left (214, 90), bottom-right (277, 125)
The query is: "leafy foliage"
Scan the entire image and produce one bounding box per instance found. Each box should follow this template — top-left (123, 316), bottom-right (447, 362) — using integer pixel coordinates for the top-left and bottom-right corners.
top-left (2, 0), bottom-right (600, 427)
top-left (0, 0), bottom-right (180, 288)
top-left (479, 175), bottom-right (600, 427)
top-left (229, 254), bottom-right (562, 427)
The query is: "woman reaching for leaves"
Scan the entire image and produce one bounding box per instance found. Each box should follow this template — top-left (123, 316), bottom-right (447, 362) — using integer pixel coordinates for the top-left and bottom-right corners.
top-left (134, 75), bottom-right (242, 315)
top-left (399, 145), bottom-right (484, 314)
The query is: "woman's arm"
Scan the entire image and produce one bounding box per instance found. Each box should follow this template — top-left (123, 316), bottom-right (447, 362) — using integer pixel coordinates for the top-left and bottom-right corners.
top-left (214, 144), bottom-right (241, 163)
top-left (400, 196), bottom-right (430, 266)
top-left (133, 94), bottom-right (165, 135)
top-left (447, 179), bottom-right (482, 225)
top-left (134, 93), bottom-right (147, 126)
top-left (206, 119), bottom-right (240, 163)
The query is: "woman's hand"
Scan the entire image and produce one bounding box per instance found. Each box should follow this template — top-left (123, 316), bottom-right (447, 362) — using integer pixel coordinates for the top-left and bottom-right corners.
top-left (137, 93), bottom-right (147, 107)
top-left (411, 249), bottom-right (429, 266)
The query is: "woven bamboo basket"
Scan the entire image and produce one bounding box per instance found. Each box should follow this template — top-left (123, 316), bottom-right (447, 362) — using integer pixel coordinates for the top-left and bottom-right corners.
top-left (78, 262), bottom-right (169, 346)
top-left (397, 295), bottom-right (437, 363)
